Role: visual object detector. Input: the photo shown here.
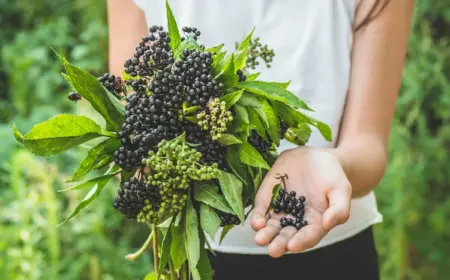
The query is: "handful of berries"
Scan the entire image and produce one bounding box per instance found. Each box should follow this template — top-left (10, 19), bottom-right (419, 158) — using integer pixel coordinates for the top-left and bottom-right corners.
top-left (15, 1), bottom-right (331, 279)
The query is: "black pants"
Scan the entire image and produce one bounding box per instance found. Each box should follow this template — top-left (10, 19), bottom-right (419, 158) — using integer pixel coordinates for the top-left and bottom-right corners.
top-left (208, 227), bottom-right (379, 280)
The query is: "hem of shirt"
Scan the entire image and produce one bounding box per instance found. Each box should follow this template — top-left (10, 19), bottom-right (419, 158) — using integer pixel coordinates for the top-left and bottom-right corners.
top-left (209, 215), bottom-right (383, 255)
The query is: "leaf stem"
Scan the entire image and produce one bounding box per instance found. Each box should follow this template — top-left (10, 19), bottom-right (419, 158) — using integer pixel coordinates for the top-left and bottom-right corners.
top-left (152, 224), bottom-right (160, 271)
top-left (125, 231), bottom-right (154, 261)
top-left (168, 260), bottom-right (177, 280)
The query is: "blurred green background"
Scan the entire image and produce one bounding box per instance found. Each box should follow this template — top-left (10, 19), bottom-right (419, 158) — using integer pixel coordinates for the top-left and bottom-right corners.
top-left (0, 0), bottom-right (449, 279)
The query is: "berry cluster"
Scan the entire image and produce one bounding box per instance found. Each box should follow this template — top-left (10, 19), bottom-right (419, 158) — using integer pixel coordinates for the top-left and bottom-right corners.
top-left (243, 37), bottom-right (275, 69)
top-left (218, 212), bottom-right (241, 226)
top-left (248, 130), bottom-right (271, 153)
top-left (196, 98), bottom-right (233, 140)
top-left (236, 69), bottom-right (246, 82)
top-left (133, 136), bottom-right (219, 223)
top-left (113, 177), bottom-right (161, 219)
top-left (181, 26), bottom-right (201, 41)
top-left (98, 73), bottom-right (124, 98)
top-left (272, 189), bottom-right (308, 230)
top-left (174, 49), bottom-right (223, 106)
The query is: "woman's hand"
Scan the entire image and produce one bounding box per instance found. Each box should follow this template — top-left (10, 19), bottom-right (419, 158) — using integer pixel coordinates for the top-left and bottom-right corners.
top-left (251, 147), bottom-right (352, 258)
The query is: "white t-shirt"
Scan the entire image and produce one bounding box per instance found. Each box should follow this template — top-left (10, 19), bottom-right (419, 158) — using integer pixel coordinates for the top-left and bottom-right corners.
top-left (133, 0), bottom-right (383, 254)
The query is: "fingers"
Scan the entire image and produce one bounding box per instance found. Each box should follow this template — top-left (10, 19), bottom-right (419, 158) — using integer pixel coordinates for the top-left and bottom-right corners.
top-left (322, 179), bottom-right (352, 231)
top-left (251, 174), bottom-right (278, 231)
top-left (287, 224), bottom-right (325, 253)
top-left (267, 226), bottom-right (298, 258)
top-left (254, 218), bottom-right (281, 246)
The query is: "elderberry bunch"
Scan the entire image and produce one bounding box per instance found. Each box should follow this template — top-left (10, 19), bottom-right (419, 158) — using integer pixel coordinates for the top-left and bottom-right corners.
top-left (113, 177), bottom-right (161, 219)
top-left (218, 212), bottom-right (241, 226)
top-left (197, 98), bottom-right (233, 140)
top-left (236, 69), bottom-right (246, 82)
top-left (124, 25), bottom-right (174, 77)
top-left (272, 189), bottom-right (308, 230)
top-left (98, 73), bottom-right (124, 98)
top-left (174, 49), bottom-right (224, 106)
top-left (248, 130), bottom-right (272, 153)
top-left (181, 26), bottom-right (201, 41)
top-left (246, 37), bottom-right (275, 69)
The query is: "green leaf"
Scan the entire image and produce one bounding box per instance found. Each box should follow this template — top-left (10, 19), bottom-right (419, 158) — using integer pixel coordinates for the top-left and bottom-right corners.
top-left (217, 134), bottom-right (242, 146)
top-left (261, 100), bottom-right (280, 145)
top-left (212, 51), bottom-right (226, 70)
top-left (174, 35), bottom-right (200, 59)
top-left (240, 142), bottom-right (270, 170)
top-left (92, 156), bottom-right (113, 170)
top-left (253, 168), bottom-right (264, 197)
top-left (226, 145), bottom-right (250, 184)
top-left (271, 101), bottom-right (332, 141)
top-left (171, 223), bottom-right (187, 271)
top-left (144, 272), bottom-right (158, 280)
top-left (194, 182), bottom-right (234, 214)
top-left (284, 124), bottom-right (312, 146)
top-left (59, 169), bottom-right (120, 192)
top-left (165, 0), bottom-right (181, 51)
top-left (238, 81), bottom-right (313, 111)
top-left (158, 218), bottom-right (175, 280)
top-left (216, 53), bottom-right (239, 88)
top-left (246, 72), bottom-right (261, 81)
top-left (238, 92), bottom-right (263, 107)
top-left (55, 52), bottom-right (124, 131)
top-left (234, 28), bottom-right (255, 71)
top-left (221, 89), bottom-right (244, 110)
top-left (195, 247), bottom-right (213, 280)
top-left (205, 44), bottom-right (224, 54)
top-left (21, 114), bottom-right (107, 157)
top-left (185, 115), bottom-right (199, 124)
top-left (271, 81), bottom-right (291, 89)
top-left (247, 107), bottom-right (267, 141)
top-left (13, 124), bottom-right (24, 143)
top-left (67, 138), bottom-right (120, 182)
top-left (235, 104), bottom-right (249, 124)
top-left (58, 174), bottom-right (117, 226)
top-left (217, 171), bottom-right (245, 222)
top-left (219, 225), bottom-right (235, 245)
top-left (265, 184), bottom-right (282, 216)
top-left (184, 197), bottom-right (200, 268)
top-left (200, 204), bottom-right (221, 240)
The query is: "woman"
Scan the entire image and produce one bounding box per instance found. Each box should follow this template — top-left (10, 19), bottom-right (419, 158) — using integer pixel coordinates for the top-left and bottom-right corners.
top-left (107, 0), bottom-right (414, 279)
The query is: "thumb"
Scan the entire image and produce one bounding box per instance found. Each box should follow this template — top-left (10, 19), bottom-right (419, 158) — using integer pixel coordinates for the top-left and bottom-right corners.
top-left (322, 178), bottom-right (352, 231)
top-left (250, 174), bottom-right (278, 231)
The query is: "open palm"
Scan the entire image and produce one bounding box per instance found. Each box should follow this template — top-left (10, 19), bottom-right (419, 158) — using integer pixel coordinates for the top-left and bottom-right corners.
top-left (251, 147), bottom-right (352, 258)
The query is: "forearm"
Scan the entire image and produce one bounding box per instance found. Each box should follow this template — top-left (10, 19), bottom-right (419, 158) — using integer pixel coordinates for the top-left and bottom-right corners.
top-left (329, 135), bottom-right (387, 197)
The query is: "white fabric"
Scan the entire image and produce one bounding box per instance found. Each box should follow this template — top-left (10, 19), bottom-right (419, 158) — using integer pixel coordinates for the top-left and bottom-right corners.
top-left (133, 0), bottom-right (383, 254)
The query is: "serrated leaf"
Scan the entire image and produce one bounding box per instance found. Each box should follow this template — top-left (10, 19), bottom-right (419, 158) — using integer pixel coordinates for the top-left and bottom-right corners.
top-left (58, 174), bottom-right (117, 226)
top-left (246, 72), bottom-right (260, 81)
top-left (21, 114), bottom-right (107, 157)
top-left (171, 223), bottom-right (187, 271)
top-left (184, 197), bottom-right (200, 268)
top-left (195, 247), bottom-right (213, 280)
top-left (217, 134), bottom-right (242, 146)
top-left (265, 184), bottom-right (282, 216)
top-left (247, 107), bottom-right (267, 141)
top-left (221, 89), bottom-right (244, 110)
top-left (240, 142), bottom-right (270, 170)
top-left (284, 124), bottom-right (312, 146)
top-left (200, 204), bottom-right (221, 240)
top-left (238, 92), bottom-right (263, 107)
top-left (194, 182), bottom-right (234, 214)
top-left (55, 51), bottom-right (124, 131)
top-left (216, 53), bottom-right (239, 88)
top-left (226, 145), bottom-right (250, 184)
top-left (157, 218), bottom-right (175, 280)
top-left (271, 101), bottom-right (332, 142)
top-left (59, 169), bottom-right (120, 192)
top-left (217, 171), bottom-right (245, 222)
top-left (67, 138), bottom-right (120, 182)
top-left (212, 51), bottom-right (226, 70)
top-left (165, 0), bottom-right (181, 52)
top-left (238, 81), bottom-right (313, 111)
top-left (219, 225), bottom-right (235, 245)
top-left (234, 28), bottom-right (255, 71)
top-left (13, 124), bottom-right (24, 143)
top-left (261, 100), bottom-right (280, 145)
top-left (235, 104), bottom-right (249, 124)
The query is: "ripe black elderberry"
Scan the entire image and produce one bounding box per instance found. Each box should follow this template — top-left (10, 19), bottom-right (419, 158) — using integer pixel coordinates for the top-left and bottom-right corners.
top-left (68, 92), bottom-right (81, 102)
top-left (218, 212), bottom-right (241, 226)
top-left (98, 73), bottom-right (124, 98)
top-left (248, 130), bottom-right (272, 153)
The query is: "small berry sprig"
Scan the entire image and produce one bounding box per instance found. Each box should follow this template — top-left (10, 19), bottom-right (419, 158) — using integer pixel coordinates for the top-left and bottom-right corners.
top-left (269, 173), bottom-right (308, 230)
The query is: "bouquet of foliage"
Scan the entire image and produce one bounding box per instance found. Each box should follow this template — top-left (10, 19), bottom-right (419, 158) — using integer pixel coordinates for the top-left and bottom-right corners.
top-left (13, 1), bottom-right (331, 279)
